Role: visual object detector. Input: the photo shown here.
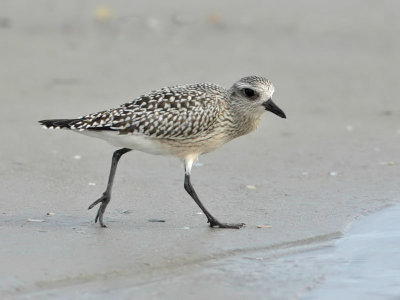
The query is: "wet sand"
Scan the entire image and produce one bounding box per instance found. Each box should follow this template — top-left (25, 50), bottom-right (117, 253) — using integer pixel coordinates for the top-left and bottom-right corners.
top-left (1, 0), bottom-right (399, 299)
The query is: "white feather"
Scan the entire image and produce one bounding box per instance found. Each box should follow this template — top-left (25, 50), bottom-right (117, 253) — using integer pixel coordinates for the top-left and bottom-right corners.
top-left (79, 131), bottom-right (168, 155)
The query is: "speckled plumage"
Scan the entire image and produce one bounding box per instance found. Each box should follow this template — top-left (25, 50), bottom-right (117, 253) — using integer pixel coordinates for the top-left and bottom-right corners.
top-left (74, 83), bottom-right (224, 138)
top-left (39, 76), bottom-right (286, 228)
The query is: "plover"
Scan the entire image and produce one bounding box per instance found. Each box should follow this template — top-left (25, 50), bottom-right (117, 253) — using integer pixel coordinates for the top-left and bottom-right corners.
top-left (39, 76), bottom-right (286, 229)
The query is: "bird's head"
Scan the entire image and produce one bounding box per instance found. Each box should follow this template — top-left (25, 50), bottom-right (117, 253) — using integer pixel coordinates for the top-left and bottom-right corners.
top-left (228, 76), bottom-right (286, 119)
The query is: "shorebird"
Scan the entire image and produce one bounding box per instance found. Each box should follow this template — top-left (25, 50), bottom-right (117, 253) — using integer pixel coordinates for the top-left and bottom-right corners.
top-left (39, 76), bottom-right (286, 229)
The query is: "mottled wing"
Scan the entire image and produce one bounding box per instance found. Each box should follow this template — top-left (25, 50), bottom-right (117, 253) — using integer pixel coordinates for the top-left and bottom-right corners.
top-left (71, 83), bottom-right (225, 139)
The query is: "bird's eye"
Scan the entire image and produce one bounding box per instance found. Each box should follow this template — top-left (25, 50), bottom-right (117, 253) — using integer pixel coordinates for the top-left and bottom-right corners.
top-left (243, 88), bottom-right (257, 99)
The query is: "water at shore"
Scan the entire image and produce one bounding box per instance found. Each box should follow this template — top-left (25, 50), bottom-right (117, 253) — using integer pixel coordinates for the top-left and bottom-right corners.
top-left (303, 205), bottom-right (400, 299)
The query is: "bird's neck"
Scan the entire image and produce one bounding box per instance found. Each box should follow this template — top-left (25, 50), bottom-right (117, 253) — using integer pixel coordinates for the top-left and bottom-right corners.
top-left (224, 104), bottom-right (263, 139)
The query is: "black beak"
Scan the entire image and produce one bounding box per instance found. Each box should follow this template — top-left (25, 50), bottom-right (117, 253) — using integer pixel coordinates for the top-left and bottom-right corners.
top-left (262, 99), bottom-right (286, 119)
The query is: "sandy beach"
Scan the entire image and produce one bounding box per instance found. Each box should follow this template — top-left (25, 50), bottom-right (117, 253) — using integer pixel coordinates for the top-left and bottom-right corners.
top-left (1, 1), bottom-right (399, 298)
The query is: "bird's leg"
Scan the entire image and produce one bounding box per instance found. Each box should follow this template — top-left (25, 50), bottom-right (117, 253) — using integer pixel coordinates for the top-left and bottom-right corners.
top-left (88, 148), bottom-right (131, 227)
top-left (183, 161), bottom-right (245, 229)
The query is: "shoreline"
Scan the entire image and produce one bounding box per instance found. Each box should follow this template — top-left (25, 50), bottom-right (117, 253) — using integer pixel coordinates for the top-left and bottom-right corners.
top-left (9, 204), bottom-right (398, 299)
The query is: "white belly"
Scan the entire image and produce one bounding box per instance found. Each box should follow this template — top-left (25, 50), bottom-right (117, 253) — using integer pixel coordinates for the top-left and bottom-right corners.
top-left (79, 130), bottom-right (169, 155)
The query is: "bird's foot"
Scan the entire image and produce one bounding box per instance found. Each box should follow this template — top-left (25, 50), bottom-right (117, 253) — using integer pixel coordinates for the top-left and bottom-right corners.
top-left (208, 219), bottom-right (245, 229)
top-left (88, 192), bottom-right (110, 228)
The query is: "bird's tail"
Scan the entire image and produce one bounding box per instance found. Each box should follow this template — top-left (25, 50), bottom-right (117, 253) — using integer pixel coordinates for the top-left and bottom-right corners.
top-left (38, 119), bottom-right (79, 129)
